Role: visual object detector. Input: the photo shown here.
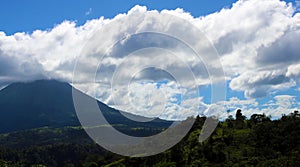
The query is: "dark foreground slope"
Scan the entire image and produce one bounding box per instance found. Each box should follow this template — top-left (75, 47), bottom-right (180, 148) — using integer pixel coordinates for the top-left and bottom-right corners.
top-left (0, 80), bottom-right (172, 134)
top-left (0, 113), bottom-right (300, 166)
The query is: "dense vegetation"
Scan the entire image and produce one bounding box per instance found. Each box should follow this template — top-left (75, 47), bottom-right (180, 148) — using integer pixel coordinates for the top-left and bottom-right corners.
top-left (1, 110), bottom-right (300, 166)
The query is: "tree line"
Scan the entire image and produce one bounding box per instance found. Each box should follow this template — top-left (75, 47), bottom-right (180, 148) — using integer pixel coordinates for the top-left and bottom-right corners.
top-left (1, 110), bottom-right (300, 166)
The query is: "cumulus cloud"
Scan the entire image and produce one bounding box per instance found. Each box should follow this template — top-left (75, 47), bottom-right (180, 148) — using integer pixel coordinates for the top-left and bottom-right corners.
top-left (287, 63), bottom-right (300, 78)
top-left (210, 95), bottom-right (298, 119)
top-left (230, 70), bottom-right (296, 98)
top-left (0, 0), bottom-right (300, 120)
top-left (197, 0), bottom-right (300, 99)
top-left (259, 95), bottom-right (299, 118)
top-left (0, 21), bottom-right (93, 83)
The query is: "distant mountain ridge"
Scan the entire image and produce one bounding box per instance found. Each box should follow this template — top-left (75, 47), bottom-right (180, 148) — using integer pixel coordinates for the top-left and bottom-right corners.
top-left (0, 80), bottom-right (172, 134)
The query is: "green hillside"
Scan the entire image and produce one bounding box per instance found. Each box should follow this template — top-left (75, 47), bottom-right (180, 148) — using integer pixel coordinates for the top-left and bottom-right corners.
top-left (0, 80), bottom-right (172, 135)
top-left (0, 110), bottom-right (300, 166)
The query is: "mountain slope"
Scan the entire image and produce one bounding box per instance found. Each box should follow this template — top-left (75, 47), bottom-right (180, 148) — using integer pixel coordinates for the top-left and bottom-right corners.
top-left (0, 80), bottom-right (172, 134)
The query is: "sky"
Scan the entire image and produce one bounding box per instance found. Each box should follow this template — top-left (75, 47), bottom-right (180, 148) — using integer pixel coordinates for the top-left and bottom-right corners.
top-left (0, 0), bottom-right (300, 120)
top-left (0, 0), bottom-right (239, 35)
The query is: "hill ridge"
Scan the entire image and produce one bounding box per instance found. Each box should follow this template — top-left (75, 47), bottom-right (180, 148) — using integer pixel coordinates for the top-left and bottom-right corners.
top-left (0, 79), bottom-right (172, 134)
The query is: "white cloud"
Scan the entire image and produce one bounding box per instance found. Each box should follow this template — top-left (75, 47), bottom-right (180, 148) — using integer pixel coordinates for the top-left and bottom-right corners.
top-left (210, 95), bottom-right (298, 120)
top-left (197, 0), bottom-right (300, 98)
top-left (0, 0), bottom-right (300, 120)
top-left (259, 95), bottom-right (298, 118)
top-left (85, 8), bottom-right (92, 16)
top-left (287, 63), bottom-right (300, 78)
top-left (230, 70), bottom-right (296, 98)
top-left (274, 95), bottom-right (296, 108)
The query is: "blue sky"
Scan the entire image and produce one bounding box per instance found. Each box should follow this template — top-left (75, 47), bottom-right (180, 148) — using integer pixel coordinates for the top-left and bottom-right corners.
top-left (0, 0), bottom-right (300, 120)
top-left (1, 0), bottom-right (239, 35)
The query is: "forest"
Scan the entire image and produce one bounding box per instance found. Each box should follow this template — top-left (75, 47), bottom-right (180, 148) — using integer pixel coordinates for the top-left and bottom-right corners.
top-left (0, 110), bottom-right (300, 167)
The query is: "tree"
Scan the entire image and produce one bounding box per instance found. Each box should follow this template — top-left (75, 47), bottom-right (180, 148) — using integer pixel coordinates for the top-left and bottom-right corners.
top-left (0, 159), bottom-right (9, 167)
top-left (292, 110), bottom-right (300, 119)
top-left (250, 113), bottom-right (270, 125)
top-left (236, 109), bottom-right (245, 121)
top-left (226, 115), bottom-right (234, 128)
top-left (235, 109), bottom-right (246, 129)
